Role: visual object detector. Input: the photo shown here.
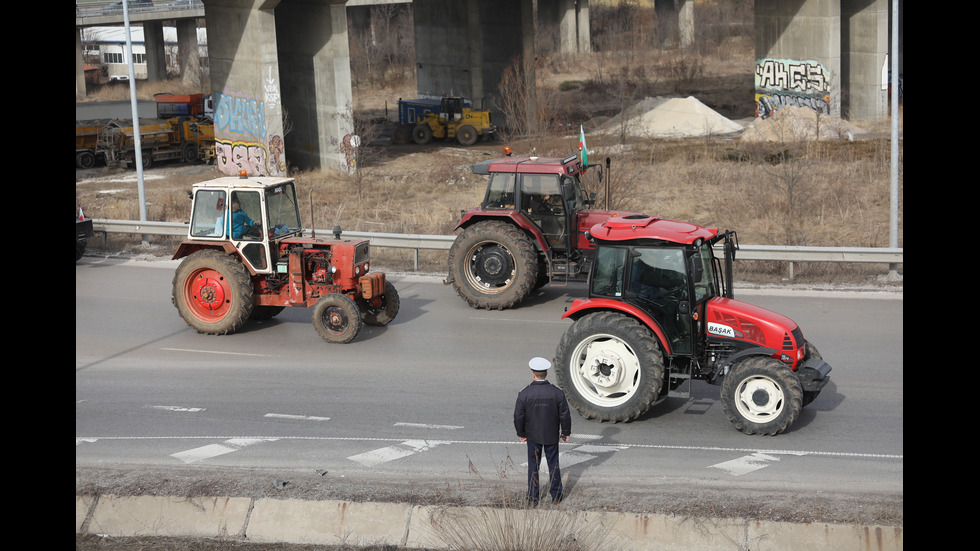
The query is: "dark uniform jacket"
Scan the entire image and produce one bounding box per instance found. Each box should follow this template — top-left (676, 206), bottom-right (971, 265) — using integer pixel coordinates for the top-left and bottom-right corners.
top-left (514, 380), bottom-right (571, 445)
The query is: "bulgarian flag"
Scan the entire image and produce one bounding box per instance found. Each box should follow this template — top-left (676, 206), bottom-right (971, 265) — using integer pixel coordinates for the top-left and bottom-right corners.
top-left (578, 125), bottom-right (588, 168)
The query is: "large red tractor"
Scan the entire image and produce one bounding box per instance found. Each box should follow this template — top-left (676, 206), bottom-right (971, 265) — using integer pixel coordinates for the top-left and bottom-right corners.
top-left (171, 172), bottom-right (399, 343)
top-left (554, 215), bottom-right (832, 435)
top-left (446, 153), bottom-right (644, 310)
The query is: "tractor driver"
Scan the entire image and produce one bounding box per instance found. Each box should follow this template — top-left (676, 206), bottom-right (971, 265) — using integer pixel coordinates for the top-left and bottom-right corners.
top-left (229, 197), bottom-right (259, 239)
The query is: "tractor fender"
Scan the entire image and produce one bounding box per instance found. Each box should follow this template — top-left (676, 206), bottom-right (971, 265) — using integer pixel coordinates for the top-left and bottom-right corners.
top-left (172, 241), bottom-right (254, 274)
top-left (715, 346), bottom-right (781, 376)
top-left (562, 298), bottom-right (674, 356)
top-left (455, 211), bottom-right (550, 253)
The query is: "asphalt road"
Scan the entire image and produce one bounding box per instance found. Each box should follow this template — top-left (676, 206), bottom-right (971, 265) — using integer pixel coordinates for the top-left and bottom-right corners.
top-left (76, 256), bottom-right (903, 508)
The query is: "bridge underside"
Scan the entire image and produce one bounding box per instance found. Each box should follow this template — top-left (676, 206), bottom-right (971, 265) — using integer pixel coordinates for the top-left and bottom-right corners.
top-left (76, 0), bottom-right (899, 175)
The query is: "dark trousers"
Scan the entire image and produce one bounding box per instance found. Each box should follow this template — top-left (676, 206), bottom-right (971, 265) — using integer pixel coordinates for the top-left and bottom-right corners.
top-left (526, 441), bottom-right (562, 501)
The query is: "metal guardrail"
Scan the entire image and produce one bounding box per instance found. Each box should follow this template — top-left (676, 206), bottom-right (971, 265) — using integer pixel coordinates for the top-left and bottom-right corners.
top-left (89, 219), bottom-right (903, 269)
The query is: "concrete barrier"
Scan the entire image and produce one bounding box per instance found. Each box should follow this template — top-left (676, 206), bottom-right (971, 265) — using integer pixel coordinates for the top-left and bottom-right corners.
top-left (76, 494), bottom-right (903, 550)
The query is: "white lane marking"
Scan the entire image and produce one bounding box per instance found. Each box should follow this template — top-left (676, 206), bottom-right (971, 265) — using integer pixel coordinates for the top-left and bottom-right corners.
top-left (171, 438), bottom-right (278, 464)
top-left (394, 422), bottom-right (463, 430)
top-left (347, 440), bottom-right (450, 467)
top-left (469, 317), bottom-right (567, 324)
top-left (709, 452), bottom-right (781, 476)
top-left (265, 413), bottom-right (331, 421)
top-left (76, 437), bottom-right (98, 445)
top-left (160, 348), bottom-right (269, 357)
top-left (75, 436), bottom-right (904, 461)
top-left (522, 444), bottom-right (628, 471)
top-left (146, 405), bottom-right (206, 412)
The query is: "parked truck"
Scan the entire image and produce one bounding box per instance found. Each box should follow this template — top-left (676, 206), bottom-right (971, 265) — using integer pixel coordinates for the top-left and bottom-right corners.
top-left (75, 93), bottom-right (215, 169)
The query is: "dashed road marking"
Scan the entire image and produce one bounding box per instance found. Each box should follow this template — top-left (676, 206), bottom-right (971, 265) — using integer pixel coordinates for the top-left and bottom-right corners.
top-left (265, 413), bottom-right (331, 421)
top-left (709, 452), bottom-right (782, 476)
top-left (146, 405), bottom-right (206, 412)
top-left (394, 422), bottom-right (463, 430)
top-left (171, 438), bottom-right (278, 464)
top-left (347, 440), bottom-right (450, 467)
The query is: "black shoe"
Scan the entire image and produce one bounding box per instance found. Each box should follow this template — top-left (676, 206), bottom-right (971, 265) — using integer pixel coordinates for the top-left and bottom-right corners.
top-left (552, 494), bottom-right (564, 504)
top-left (525, 497), bottom-right (539, 507)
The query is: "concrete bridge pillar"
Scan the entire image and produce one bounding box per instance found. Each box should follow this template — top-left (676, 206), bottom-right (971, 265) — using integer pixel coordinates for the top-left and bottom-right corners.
top-left (203, 0), bottom-right (353, 176)
top-left (176, 19), bottom-right (202, 87)
top-left (143, 21), bottom-right (168, 82)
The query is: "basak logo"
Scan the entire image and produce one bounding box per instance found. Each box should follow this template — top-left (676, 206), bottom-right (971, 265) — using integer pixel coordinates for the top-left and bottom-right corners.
top-left (708, 322), bottom-right (737, 338)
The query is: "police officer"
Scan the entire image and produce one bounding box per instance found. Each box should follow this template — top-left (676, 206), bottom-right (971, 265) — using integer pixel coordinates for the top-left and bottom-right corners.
top-left (514, 357), bottom-right (571, 504)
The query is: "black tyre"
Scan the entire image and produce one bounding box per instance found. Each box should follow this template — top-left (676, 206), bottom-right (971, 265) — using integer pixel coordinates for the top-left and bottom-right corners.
top-left (250, 306), bottom-right (284, 321)
top-left (76, 238), bottom-right (87, 261)
top-left (456, 125), bottom-right (478, 146)
top-left (181, 142), bottom-right (198, 163)
top-left (312, 293), bottom-right (362, 344)
top-left (721, 356), bottom-right (803, 436)
top-left (802, 342), bottom-right (823, 407)
top-left (447, 221), bottom-right (538, 310)
top-left (141, 152), bottom-right (153, 169)
top-left (554, 311), bottom-right (664, 423)
top-left (172, 250), bottom-right (254, 335)
top-left (359, 281), bottom-right (400, 326)
top-left (76, 151), bottom-right (96, 169)
top-left (412, 124), bottom-right (433, 145)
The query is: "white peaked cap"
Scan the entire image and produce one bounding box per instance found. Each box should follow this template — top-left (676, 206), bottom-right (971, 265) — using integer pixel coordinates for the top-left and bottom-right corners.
top-left (529, 357), bottom-right (552, 372)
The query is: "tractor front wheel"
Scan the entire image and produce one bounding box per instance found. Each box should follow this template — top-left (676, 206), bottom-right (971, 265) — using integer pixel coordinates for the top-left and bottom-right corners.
top-left (721, 356), bottom-right (803, 435)
top-left (360, 281), bottom-right (400, 326)
top-left (554, 311), bottom-right (664, 423)
top-left (447, 221), bottom-right (538, 310)
top-left (312, 293), bottom-right (362, 343)
top-left (173, 250), bottom-right (254, 335)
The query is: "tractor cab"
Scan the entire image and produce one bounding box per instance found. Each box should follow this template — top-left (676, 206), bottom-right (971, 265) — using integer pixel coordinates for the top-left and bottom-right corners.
top-left (586, 217), bottom-right (732, 355)
top-left (472, 154), bottom-right (597, 252)
top-left (178, 173), bottom-right (303, 274)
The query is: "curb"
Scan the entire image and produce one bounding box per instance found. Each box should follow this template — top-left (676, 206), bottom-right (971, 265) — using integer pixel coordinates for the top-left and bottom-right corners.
top-left (77, 495), bottom-right (903, 550)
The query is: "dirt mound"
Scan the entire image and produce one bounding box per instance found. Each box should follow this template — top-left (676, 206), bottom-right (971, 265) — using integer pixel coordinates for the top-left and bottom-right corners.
top-left (740, 105), bottom-right (862, 142)
top-left (598, 96), bottom-right (744, 138)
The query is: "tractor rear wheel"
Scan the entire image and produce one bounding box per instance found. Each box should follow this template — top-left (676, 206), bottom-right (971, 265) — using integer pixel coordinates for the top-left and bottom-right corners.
top-left (412, 124), bottom-right (433, 145)
top-left (447, 221), bottom-right (538, 310)
top-left (173, 250), bottom-right (254, 335)
top-left (721, 356), bottom-right (803, 435)
top-left (312, 293), bottom-right (362, 343)
top-left (554, 311), bottom-right (664, 423)
top-left (359, 281), bottom-right (400, 326)
top-left (457, 125), bottom-right (478, 146)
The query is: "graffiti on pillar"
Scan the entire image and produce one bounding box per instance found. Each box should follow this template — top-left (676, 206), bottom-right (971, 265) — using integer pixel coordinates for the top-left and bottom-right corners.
top-left (333, 133), bottom-right (360, 174)
top-left (215, 91), bottom-right (267, 140)
top-left (215, 139), bottom-right (268, 176)
top-left (754, 58), bottom-right (832, 118)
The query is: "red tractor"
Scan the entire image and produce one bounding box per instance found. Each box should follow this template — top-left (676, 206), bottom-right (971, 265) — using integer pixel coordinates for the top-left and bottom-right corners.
top-left (171, 172), bottom-right (399, 343)
top-left (553, 215), bottom-right (832, 435)
top-left (446, 152), bottom-right (644, 309)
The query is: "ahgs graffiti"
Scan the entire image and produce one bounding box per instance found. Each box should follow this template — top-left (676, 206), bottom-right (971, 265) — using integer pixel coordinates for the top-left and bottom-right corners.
top-left (755, 58), bottom-right (832, 118)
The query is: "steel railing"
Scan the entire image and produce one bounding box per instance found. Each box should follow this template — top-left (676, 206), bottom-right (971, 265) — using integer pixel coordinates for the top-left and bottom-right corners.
top-left (86, 219), bottom-right (903, 272)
